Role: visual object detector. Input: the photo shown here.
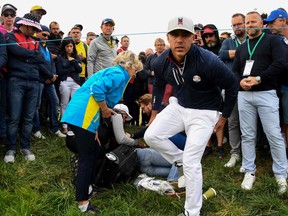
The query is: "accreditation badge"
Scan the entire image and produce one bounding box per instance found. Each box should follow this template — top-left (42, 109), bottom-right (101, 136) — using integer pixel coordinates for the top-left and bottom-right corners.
top-left (243, 60), bottom-right (254, 76)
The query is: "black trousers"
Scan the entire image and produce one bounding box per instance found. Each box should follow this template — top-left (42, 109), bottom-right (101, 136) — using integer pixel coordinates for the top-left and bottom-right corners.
top-left (70, 125), bottom-right (100, 201)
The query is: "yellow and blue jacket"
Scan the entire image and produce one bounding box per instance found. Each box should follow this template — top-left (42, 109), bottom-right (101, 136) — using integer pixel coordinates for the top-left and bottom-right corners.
top-left (61, 65), bottom-right (131, 133)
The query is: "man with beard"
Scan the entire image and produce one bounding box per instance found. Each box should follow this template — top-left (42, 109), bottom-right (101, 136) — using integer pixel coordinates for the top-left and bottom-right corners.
top-left (201, 24), bottom-right (225, 159)
top-left (219, 13), bottom-right (247, 168)
top-left (201, 24), bottom-right (222, 55)
top-left (233, 11), bottom-right (287, 194)
top-left (47, 21), bottom-right (62, 60)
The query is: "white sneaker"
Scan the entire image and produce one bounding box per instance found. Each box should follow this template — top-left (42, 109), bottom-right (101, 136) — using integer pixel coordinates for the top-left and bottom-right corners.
top-left (239, 166), bottom-right (245, 173)
top-left (20, 149), bottom-right (35, 161)
top-left (241, 173), bottom-right (256, 190)
top-left (276, 178), bottom-right (287, 195)
top-left (224, 154), bottom-right (240, 167)
top-left (4, 150), bottom-right (15, 163)
top-left (34, 131), bottom-right (46, 139)
top-left (55, 130), bottom-right (66, 138)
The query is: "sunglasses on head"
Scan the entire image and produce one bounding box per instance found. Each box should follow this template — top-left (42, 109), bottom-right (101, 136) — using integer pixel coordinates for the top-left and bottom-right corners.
top-left (3, 12), bottom-right (16, 18)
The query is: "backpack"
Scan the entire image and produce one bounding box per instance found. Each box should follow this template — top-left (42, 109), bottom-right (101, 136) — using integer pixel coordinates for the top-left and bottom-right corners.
top-left (94, 144), bottom-right (138, 188)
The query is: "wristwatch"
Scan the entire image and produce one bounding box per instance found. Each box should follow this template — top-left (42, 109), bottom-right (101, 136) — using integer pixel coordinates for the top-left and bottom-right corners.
top-left (255, 76), bottom-right (261, 84)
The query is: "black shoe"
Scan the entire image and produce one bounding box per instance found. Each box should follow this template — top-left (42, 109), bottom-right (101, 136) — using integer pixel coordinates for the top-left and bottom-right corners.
top-left (216, 147), bottom-right (224, 159)
top-left (85, 202), bottom-right (99, 215)
top-left (203, 147), bottom-right (213, 157)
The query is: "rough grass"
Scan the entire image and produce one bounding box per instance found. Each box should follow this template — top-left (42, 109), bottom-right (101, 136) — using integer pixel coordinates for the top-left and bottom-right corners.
top-left (0, 125), bottom-right (287, 216)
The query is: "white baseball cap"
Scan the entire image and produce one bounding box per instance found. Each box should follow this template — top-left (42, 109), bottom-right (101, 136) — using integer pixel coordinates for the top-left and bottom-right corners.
top-left (113, 104), bottom-right (133, 121)
top-left (167, 16), bottom-right (194, 34)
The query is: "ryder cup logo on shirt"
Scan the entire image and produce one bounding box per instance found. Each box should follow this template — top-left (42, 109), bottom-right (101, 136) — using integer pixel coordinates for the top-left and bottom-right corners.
top-left (193, 75), bottom-right (201, 83)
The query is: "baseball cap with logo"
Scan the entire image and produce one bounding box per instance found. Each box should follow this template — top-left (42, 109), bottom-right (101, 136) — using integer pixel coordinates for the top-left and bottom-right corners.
top-left (113, 104), bottom-right (133, 121)
top-left (264, 9), bottom-right (288, 24)
top-left (167, 16), bottom-right (194, 34)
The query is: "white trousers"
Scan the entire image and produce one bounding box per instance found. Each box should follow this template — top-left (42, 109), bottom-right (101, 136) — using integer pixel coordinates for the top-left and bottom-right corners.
top-left (59, 77), bottom-right (80, 116)
top-left (144, 97), bottom-right (219, 216)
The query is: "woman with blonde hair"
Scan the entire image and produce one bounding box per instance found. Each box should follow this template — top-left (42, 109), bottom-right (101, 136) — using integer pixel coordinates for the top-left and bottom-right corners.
top-left (61, 51), bottom-right (143, 214)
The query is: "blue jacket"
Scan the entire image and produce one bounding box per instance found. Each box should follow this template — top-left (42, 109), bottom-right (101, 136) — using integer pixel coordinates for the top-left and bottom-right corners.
top-left (5, 31), bottom-right (52, 81)
top-left (38, 42), bottom-right (56, 83)
top-left (152, 45), bottom-right (239, 118)
top-left (61, 65), bottom-right (131, 133)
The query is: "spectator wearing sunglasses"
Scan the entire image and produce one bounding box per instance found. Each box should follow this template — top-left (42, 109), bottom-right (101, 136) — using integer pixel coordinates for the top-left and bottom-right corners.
top-left (0, 3), bottom-right (17, 34)
top-left (201, 24), bottom-right (222, 55)
top-left (201, 24), bottom-right (226, 159)
top-left (4, 13), bottom-right (56, 163)
top-left (0, 3), bottom-right (17, 148)
top-left (32, 25), bottom-right (65, 140)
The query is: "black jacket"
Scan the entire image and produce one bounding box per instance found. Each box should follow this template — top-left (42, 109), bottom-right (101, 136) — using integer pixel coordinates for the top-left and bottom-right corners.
top-left (152, 46), bottom-right (238, 118)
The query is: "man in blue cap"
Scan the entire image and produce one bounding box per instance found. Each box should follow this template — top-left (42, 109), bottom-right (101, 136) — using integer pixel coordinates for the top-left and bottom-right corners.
top-left (264, 8), bottom-right (288, 165)
top-left (263, 9), bottom-right (288, 25)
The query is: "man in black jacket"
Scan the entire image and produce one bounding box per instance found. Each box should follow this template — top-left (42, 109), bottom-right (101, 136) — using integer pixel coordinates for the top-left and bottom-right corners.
top-left (4, 13), bottom-right (56, 163)
top-left (233, 11), bottom-right (287, 194)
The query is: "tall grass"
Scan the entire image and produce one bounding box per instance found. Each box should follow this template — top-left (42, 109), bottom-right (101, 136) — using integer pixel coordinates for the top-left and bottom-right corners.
top-left (0, 126), bottom-right (287, 216)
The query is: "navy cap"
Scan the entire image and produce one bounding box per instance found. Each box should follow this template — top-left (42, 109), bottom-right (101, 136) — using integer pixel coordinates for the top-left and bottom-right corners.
top-left (41, 25), bottom-right (50, 33)
top-left (101, 18), bottom-right (115, 26)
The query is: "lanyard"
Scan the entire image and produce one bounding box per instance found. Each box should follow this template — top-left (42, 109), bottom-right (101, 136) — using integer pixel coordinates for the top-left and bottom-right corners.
top-left (235, 36), bottom-right (247, 47)
top-left (247, 32), bottom-right (265, 60)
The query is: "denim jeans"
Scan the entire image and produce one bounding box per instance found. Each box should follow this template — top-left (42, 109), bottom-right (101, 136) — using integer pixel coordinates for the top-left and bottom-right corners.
top-left (0, 75), bottom-right (7, 137)
top-left (33, 83), bottom-right (44, 133)
top-left (238, 90), bottom-right (287, 178)
top-left (43, 84), bottom-right (60, 132)
top-left (137, 148), bottom-right (178, 181)
top-left (6, 77), bottom-right (39, 150)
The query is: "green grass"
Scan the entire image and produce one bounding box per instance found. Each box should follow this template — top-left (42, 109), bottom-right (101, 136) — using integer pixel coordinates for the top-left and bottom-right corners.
top-left (0, 125), bottom-right (287, 216)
